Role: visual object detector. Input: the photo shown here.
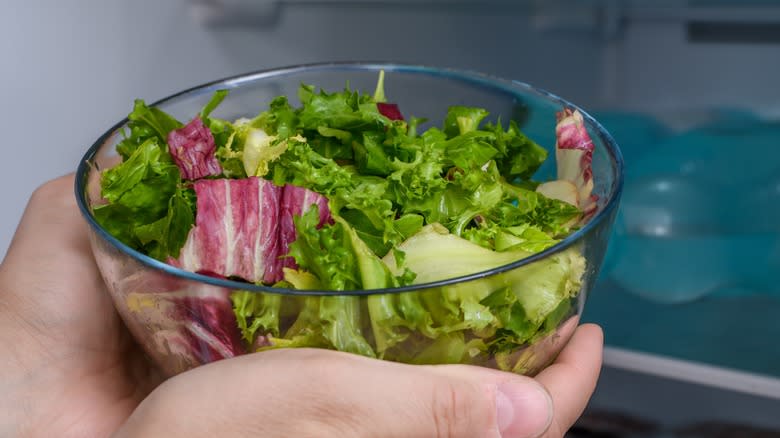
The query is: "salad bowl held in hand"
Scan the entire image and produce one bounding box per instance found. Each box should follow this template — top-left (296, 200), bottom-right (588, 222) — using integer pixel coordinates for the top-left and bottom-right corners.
top-left (75, 63), bottom-right (623, 378)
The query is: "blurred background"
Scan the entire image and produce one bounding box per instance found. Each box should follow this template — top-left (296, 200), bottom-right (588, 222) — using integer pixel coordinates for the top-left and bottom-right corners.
top-left (2, 0), bottom-right (779, 435)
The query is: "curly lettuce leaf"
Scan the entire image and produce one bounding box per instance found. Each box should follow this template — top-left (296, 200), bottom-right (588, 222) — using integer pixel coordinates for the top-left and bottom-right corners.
top-left (386, 140), bottom-right (448, 206)
top-left (230, 291), bottom-right (282, 343)
top-left (287, 208), bottom-right (360, 290)
top-left (366, 293), bottom-right (409, 354)
top-left (287, 209), bottom-right (409, 291)
top-left (101, 138), bottom-right (172, 203)
top-left (487, 120), bottom-right (548, 180)
top-left (270, 136), bottom-right (354, 195)
top-left (492, 188), bottom-right (581, 237)
top-left (298, 84), bottom-right (388, 132)
top-left (464, 222), bottom-right (560, 253)
top-left (270, 137), bottom-right (414, 254)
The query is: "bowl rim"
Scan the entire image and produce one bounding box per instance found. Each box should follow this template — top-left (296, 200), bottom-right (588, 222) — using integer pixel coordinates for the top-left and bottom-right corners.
top-left (75, 61), bottom-right (625, 296)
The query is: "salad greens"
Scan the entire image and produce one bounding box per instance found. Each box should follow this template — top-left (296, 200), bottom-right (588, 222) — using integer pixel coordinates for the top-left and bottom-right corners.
top-left (95, 72), bottom-right (594, 371)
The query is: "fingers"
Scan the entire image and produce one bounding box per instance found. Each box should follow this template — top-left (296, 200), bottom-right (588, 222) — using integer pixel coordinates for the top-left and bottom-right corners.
top-left (0, 173), bottom-right (110, 345)
top-left (117, 348), bottom-right (555, 438)
top-left (1, 173), bottom-right (97, 299)
top-left (534, 323), bottom-right (603, 437)
top-left (424, 364), bottom-right (553, 438)
top-left (116, 326), bottom-right (603, 438)
top-left (2, 173), bottom-right (88, 267)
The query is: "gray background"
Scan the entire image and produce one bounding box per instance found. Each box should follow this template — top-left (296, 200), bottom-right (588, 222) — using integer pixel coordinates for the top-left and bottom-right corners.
top-left (4, 0), bottom-right (780, 256)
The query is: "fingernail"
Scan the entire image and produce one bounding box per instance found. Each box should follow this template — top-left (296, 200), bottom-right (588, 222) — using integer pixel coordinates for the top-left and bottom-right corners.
top-left (495, 381), bottom-right (553, 438)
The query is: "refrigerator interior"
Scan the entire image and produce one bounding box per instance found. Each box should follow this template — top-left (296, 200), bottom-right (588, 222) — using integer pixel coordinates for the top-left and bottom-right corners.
top-left (2, 1), bottom-right (779, 435)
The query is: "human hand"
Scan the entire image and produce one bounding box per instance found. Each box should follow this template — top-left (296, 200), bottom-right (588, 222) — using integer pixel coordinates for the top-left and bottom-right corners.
top-left (0, 175), bottom-right (162, 437)
top-left (1, 175), bottom-right (603, 438)
top-left (116, 324), bottom-right (602, 438)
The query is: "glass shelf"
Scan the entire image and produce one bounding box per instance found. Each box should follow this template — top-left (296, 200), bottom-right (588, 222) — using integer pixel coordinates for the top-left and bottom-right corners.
top-left (584, 278), bottom-right (780, 381)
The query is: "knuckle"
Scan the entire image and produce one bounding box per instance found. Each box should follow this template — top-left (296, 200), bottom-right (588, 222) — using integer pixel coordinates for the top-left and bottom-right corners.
top-left (29, 175), bottom-right (75, 212)
top-left (272, 350), bottom-right (366, 436)
top-left (31, 175), bottom-right (72, 201)
top-left (430, 380), bottom-right (489, 438)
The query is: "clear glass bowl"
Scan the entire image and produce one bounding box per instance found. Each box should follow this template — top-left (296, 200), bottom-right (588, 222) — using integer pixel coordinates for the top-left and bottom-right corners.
top-left (75, 62), bottom-right (623, 378)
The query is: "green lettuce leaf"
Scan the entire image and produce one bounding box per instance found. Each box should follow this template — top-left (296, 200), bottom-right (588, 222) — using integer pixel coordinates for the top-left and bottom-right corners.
top-left (288, 209), bottom-right (408, 291)
top-left (231, 291), bottom-right (282, 343)
top-left (383, 224), bottom-right (585, 348)
top-left (354, 130), bottom-right (393, 176)
top-left (373, 69), bottom-right (387, 103)
top-left (298, 85), bottom-right (388, 132)
top-left (319, 296), bottom-right (375, 357)
top-left (487, 120), bottom-right (548, 180)
top-left (494, 224), bottom-right (560, 253)
top-left (270, 137), bottom-right (414, 254)
top-left (463, 222), bottom-right (560, 253)
top-left (492, 188), bottom-right (581, 237)
top-left (409, 332), bottom-right (481, 365)
top-left (386, 142), bottom-right (448, 205)
top-left (200, 89), bottom-right (229, 119)
top-left (270, 137), bottom-right (354, 195)
top-left (278, 210), bottom-right (412, 358)
top-left (274, 271), bottom-right (374, 356)
top-left (116, 99), bottom-right (182, 159)
top-left (443, 106), bottom-right (490, 137)
top-left (480, 288), bottom-right (538, 348)
top-left (94, 138), bottom-right (193, 260)
top-left (254, 96), bottom-right (299, 139)
top-left (275, 296), bottom-right (330, 350)
top-left (287, 208), bottom-right (361, 291)
top-left (442, 131), bottom-right (498, 169)
top-left (133, 188), bottom-right (195, 260)
top-left (214, 131), bottom-right (245, 178)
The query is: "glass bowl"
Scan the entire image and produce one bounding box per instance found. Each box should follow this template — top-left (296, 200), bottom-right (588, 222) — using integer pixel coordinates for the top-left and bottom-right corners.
top-left (75, 62), bottom-right (623, 378)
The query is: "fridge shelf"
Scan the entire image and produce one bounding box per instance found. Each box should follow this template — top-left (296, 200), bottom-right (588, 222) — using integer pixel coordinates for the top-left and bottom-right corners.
top-left (584, 279), bottom-right (780, 387)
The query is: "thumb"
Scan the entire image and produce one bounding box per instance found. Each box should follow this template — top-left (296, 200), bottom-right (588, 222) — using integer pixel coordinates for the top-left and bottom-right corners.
top-left (425, 364), bottom-right (554, 438)
top-left (116, 348), bottom-right (553, 438)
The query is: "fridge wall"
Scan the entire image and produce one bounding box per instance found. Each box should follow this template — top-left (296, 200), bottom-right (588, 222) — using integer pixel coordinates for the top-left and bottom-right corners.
top-left (1, 0), bottom-right (609, 255)
top-left (4, 1), bottom-right (780, 254)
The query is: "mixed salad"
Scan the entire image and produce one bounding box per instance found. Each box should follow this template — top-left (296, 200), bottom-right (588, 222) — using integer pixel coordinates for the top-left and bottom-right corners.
top-left (93, 72), bottom-right (597, 371)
